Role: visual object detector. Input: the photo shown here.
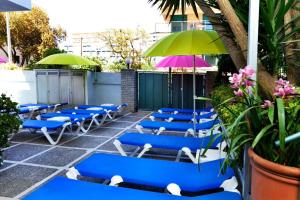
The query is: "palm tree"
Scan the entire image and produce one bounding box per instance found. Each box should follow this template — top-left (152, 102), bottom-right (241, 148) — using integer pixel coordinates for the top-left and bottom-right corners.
top-left (148, 0), bottom-right (300, 93)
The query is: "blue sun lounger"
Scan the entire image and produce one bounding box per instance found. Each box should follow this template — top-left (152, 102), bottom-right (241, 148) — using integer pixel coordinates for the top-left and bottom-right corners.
top-left (150, 112), bottom-right (216, 123)
top-left (20, 120), bottom-right (72, 145)
top-left (77, 103), bottom-right (128, 119)
top-left (20, 103), bottom-right (68, 112)
top-left (136, 120), bottom-right (220, 137)
top-left (22, 177), bottom-right (241, 200)
top-left (158, 107), bottom-right (213, 115)
top-left (39, 113), bottom-right (95, 133)
top-left (60, 109), bottom-right (108, 127)
top-left (18, 107), bottom-right (40, 120)
top-left (66, 153), bottom-right (237, 194)
top-left (113, 133), bottom-right (226, 163)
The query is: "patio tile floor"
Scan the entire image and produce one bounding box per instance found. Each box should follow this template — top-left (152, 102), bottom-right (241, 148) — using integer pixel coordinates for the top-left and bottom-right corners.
top-left (0, 111), bottom-right (199, 199)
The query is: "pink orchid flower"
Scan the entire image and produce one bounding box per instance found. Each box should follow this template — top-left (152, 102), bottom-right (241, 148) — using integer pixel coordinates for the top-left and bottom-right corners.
top-left (261, 100), bottom-right (273, 108)
top-left (234, 89), bottom-right (243, 97)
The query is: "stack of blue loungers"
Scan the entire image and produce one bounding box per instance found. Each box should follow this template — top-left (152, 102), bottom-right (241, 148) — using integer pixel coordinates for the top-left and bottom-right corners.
top-left (22, 106), bottom-right (241, 200)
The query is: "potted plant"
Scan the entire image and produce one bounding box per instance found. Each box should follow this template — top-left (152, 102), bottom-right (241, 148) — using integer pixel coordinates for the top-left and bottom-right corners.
top-left (0, 94), bottom-right (21, 166)
top-left (214, 66), bottom-right (300, 200)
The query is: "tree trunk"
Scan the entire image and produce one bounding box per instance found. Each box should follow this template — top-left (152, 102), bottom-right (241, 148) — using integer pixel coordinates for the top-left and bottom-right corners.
top-left (287, 2), bottom-right (300, 86)
top-left (195, 0), bottom-right (277, 95)
top-left (216, 0), bottom-right (248, 58)
top-left (195, 1), bottom-right (246, 69)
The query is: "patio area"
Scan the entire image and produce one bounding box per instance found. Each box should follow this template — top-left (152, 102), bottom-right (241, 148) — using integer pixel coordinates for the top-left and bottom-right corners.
top-left (0, 111), bottom-right (183, 199)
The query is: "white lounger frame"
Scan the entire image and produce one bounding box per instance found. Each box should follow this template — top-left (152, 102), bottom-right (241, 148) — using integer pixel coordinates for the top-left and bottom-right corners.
top-left (66, 167), bottom-right (239, 196)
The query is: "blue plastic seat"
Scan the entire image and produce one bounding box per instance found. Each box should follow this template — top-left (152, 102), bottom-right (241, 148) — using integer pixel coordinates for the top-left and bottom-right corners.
top-left (22, 177), bottom-right (241, 200)
top-left (72, 153), bottom-right (234, 192)
top-left (22, 120), bottom-right (67, 130)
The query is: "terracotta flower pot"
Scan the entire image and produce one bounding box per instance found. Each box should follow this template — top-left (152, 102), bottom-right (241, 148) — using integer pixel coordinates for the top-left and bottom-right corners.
top-left (248, 148), bottom-right (300, 200)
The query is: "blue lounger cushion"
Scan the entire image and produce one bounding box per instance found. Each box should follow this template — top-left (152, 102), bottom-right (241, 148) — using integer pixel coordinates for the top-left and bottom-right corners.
top-left (41, 113), bottom-right (92, 121)
top-left (118, 132), bottom-right (222, 151)
top-left (19, 107), bottom-right (32, 114)
top-left (61, 109), bottom-right (106, 115)
top-left (151, 112), bottom-right (215, 121)
top-left (74, 153), bottom-right (234, 192)
top-left (22, 177), bottom-right (241, 200)
top-left (20, 104), bottom-right (54, 109)
top-left (139, 120), bottom-right (220, 132)
top-left (159, 107), bottom-right (213, 114)
top-left (22, 120), bottom-right (66, 130)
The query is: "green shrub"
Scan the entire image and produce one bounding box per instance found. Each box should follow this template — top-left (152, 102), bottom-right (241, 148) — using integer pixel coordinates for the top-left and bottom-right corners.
top-left (210, 84), bottom-right (245, 124)
top-left (0, 94), bottom-right (21, 165)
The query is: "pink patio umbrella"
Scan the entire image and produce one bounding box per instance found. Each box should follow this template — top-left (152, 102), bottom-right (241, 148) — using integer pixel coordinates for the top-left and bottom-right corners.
top-left (156, 55), bottom-right (211, 108)
top-left (0, 56), bottom-right (8, 64)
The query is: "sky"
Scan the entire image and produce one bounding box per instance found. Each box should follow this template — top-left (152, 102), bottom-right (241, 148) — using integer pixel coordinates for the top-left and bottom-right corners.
top-left (32, 0), bottom-right (165, 33)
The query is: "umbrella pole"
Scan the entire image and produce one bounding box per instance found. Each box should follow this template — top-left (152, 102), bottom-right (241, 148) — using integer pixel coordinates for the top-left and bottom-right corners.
top-left (193, 55), bottom-right (196, 135)
top-left (181, 68), bottom-right (184, 109)
top-left (168, 67), bottom-right (172, 107)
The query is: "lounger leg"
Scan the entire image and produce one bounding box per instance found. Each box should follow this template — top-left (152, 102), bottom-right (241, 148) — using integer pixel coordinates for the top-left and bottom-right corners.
top-left (166, 183), bottom-right (182, 196)
top-left (40, 122), bottom-right (71, 145)
top-left (137, 143), bottom-right (152, 158)
top-left (156, 127), bottom-right (166, 135)
top-left (66, 167), bottom-right (80, 180)
top-left (109, 175), bottom-right (124, 186)
top-left (185, 128), bottom-right (195, 137)
top-left (113, 140), bottom-right (128, 156)
top-left (106, 110), bottom-right (113, 119)
top-left (220, 176), bottom-right (240, 194)
top-left (136, 125), bottom-right (144, 133)
top-left (181, 147), bottom-right (198, 164)
top-left (98, 113), bottom-right (108, 126)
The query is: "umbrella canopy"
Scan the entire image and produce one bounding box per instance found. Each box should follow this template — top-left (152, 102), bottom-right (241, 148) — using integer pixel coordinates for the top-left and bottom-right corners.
top-left (156, 55), bottom-right (211, 68)
top-left (37, 53), bottom-right (98, 66)
top-left (144, 30), bottom-right (228, 57)
top-left (0, 56), bottom-right (8, 64)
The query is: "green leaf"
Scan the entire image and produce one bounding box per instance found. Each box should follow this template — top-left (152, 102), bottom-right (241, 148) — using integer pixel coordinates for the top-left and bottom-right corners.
top-left (276, 98), bottom-right (286, 152)
top-left (195, 97), bottom-right (212, 101)
top-left (268, 107), bottom-right (274, 123)
top-left (252, 124), bottom-right (274, 148)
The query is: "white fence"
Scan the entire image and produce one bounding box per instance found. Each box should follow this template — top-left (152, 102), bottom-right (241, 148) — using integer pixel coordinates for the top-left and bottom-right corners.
top-left (0, 70), bottom-right (122, 106)
top-left (0, 70), bottom-right (37, 104)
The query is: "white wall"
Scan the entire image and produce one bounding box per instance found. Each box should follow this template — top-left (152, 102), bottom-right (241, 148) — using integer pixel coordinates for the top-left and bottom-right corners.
top-left (0, 70), bottom-right (37, 104)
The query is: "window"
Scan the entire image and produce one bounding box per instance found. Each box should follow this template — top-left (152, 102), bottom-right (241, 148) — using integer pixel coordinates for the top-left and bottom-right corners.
top-left (171, 15), bottom-right (187, 32)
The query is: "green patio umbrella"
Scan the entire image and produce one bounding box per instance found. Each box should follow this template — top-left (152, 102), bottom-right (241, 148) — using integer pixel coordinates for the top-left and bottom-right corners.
top-left (144, 30), bottom-right (228, 132)
top-left (37, 53), bottom-right (98, 65)
top-left (144, 30), bottom-right (227, 57)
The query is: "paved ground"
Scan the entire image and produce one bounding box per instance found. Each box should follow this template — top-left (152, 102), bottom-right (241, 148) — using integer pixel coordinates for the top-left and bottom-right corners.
top-left (0, 111), bottom-right (190, 199)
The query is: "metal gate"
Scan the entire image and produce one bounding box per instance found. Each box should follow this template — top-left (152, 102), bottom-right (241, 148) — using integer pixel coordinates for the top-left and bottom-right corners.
top-left (138, 72), bottom-right (205, 111)
top-left (36, 70), bottom-right (85, 105)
